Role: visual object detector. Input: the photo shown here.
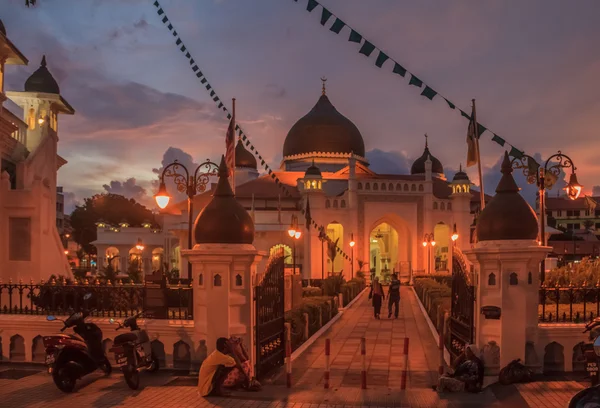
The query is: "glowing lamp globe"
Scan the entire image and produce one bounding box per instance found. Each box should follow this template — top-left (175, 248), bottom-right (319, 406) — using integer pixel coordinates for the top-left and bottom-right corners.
top-left (565, 173), bottom-right (583, 200)
top-left (294, 231), bottom-right (302, 239)
top-left (154, 182), bottom-right (171, 209)
top-left (349, 241), bottom-right (355, 248)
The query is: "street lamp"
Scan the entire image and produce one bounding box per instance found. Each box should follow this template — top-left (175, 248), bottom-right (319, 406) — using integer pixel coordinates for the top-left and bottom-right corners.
top-left (288, 215), bottom-right (302, 275)
top-left (349, 233), bottom-right (356, 279)
top-left (154, 159), bottom-right (219, 279)
top-left (423, 233), bottom-right (435, 274)
top-left (512, 151), bottom-right (582, 282)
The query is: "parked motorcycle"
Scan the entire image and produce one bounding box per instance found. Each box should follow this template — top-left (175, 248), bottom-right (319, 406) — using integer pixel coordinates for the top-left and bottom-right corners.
top-left (43, 294), bottom-right (111, 393)
top-left (567, 317), bottom-right (600, 407)
top-left (108, 311), bottom-right (159, 390)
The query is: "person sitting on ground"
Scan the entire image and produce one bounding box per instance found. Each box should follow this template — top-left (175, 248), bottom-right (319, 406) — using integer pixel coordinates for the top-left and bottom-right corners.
top-left (434, 344), bottom-right (484, 393)
top-left (198, 337), bottom-right (247, 397)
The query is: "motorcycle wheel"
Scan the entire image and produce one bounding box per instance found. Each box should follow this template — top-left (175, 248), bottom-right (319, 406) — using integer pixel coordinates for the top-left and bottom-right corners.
top-left (52, 362), bottom-right (78, 393)
top-left (123, 365), bottom-right (140, 390)
top-left (147, 353), bottom-right (159, 373)
top-left (99, 357), bottom-right (112, 376)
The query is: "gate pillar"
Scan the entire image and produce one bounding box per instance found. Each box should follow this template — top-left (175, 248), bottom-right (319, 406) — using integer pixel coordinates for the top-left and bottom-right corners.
top-left (182, 156), bottom-right (265, 371)
top-left (464, 153), bottom-right (550, 372)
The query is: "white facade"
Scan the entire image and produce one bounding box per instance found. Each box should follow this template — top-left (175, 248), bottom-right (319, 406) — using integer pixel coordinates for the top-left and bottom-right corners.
top-left (0, 25), bottom-right (72, 282)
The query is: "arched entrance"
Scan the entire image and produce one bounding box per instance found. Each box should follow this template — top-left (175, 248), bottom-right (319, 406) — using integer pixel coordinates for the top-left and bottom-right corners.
top-left (434, 223), bottom-right (450, 272)
top-left (326, 222), bottom-right (344, 275)
top-left (270, 244), bottom-right (292, 267)
top-left (368, 218), bottom-right (412, 283)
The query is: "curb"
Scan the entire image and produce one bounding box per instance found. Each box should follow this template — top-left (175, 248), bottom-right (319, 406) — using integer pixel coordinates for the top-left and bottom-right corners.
top-left (291, 288), bottom-right (367, 362)
top-left (410, 286), bottom-right (450, 366)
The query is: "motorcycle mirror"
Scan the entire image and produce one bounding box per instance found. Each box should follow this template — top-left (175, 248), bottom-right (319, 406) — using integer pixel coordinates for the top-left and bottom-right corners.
top-left (46, 315), bottom-right (56, 321)
top-left (83, 293), bottom-right (92, 300)
top-left (109, 318), bottom-right (115, 324)
top-left (594, 336), bottom-right (600, 357)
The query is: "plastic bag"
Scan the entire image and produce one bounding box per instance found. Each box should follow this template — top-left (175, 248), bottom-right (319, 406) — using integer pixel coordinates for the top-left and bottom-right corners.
top-left (499, 359), bottom-right (534, 385)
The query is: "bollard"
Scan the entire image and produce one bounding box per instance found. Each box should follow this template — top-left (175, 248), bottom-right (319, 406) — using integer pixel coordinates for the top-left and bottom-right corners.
top-left (324, 339), bottom-right (331, 389)
top-left (361, 337), bottom-right (367, 389)
top-left (401, 337), bottom-right (410, 390)
top-left (439, 313), bottom-right (447, 375)
top-left (285, 322), bottom-right (292, 388)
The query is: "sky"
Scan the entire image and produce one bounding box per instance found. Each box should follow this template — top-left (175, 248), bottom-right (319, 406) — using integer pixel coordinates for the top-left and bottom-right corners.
top-left (3, 0), bottom-right (600, 212)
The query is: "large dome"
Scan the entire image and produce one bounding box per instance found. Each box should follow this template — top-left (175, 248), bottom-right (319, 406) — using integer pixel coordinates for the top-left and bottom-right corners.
top-left (476, 152), bottom-right (538, 241)
top-left (24, 55), bottom-right (60, 94)
top-left (283, 93), bottom-right (365, 158)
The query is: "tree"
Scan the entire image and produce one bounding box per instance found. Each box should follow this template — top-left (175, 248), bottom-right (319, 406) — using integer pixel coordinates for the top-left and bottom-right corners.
top-left (70, 193), bottom-right (155, 255)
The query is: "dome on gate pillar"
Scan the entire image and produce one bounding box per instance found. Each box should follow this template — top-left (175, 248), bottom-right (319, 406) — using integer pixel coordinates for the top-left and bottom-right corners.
top-left (283, 83), bottom-right (365, 158)
top-left (235, 139), bottom-right (257, 169)
top-left (24, 56), bottom-right (61, 94)
top-left (476, 152), bottom-right (538, 241)
top-left (194, 155), bottom-right (254, 244)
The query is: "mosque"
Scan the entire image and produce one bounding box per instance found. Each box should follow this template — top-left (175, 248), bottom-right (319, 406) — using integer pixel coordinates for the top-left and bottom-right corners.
top-left (160, 83), bottom-right (484, 282)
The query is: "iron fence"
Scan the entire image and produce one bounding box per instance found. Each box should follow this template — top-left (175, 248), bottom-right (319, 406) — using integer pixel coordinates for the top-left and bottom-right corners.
top-left (539, 285), bottom-right (600, 323)
top-left (0, 279), bottom-right (193, 320)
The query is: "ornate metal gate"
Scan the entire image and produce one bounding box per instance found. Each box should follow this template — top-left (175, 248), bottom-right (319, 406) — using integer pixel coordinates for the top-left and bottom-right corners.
top-left (254, 249), bottom-right (285, 378)
top-left (447, 247), bottom-right (475, 361)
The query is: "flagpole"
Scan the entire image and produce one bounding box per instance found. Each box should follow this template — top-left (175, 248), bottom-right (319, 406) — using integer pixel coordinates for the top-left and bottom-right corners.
top-left (472, 99), bottom-right (485, 210)
top-left (232, 98), bottom-right (236, 194)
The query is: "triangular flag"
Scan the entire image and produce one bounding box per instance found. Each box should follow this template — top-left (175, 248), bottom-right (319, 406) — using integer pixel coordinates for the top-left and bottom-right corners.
top-left (176, 38), bottom-right (182, 46)
top-left (157, 8), bottom-right (164, 15)
top-left (421, 86), bottom-right (437, 100)
top-left (444, 98), bottom-right (456, 109)
top-left (509, 146), bottom-right (524, 159)
top-left (375, 51), bottom-right (389, 68)
top-left (359, 41), bottom-right (376, 57)
top-left (307, 0), bottom-right (318, 12)
top-left (349, 29), bottom-right (362, 43)
top-left (477, 123), bottom-right (487, 138)
top-left (492, 134), bottom-right (505, 147)
top-left (409, 75), bottom-right (423, 88)
top-left (392, 63), bottom-right (406, 77)
top-left (330, 18), bottom-right (345, 34)
top-left (162, 16), bottom-right (168, 23)
top-left (320, 8), bottom-right (332, 25)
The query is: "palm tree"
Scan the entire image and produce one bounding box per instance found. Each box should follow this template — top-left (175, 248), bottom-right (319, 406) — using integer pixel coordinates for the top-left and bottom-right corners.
top-left (327, 238), bottom-right (339, 276)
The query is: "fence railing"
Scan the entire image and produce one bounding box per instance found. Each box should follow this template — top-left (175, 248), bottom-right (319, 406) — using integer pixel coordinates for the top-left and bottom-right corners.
top-left (539, 284), bottom-right (600, 323)
top-left (0, 279), bottom-right (193, 320)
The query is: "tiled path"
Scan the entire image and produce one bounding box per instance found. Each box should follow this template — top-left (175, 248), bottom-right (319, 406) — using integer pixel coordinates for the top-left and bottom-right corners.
top-left (283, 286), bottom-right (441, 390)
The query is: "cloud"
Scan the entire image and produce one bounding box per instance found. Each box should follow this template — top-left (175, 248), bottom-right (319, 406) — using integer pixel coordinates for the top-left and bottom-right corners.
top-left (102, 178), bottom-right (148, 202)
top-left (263, 83), bottom-right (286, 98)
top-left (366, 149), bottom-right (412, 174)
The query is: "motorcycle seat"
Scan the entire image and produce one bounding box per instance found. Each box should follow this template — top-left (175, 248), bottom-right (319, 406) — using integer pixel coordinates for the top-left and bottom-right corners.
top-left (114, 331), bottom-right (150, 345)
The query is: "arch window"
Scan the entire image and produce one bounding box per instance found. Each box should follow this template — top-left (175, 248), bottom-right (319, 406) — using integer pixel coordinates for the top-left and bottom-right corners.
top-left (488, 273), bottom-right (496, 286)
top-left (235, 274), bottom-right (243, 287)
top-left (358, 182), bottom-right (363, 190)
top-left (509, 273), bottom-right (518, 285)
top-left (340, 200), bottom-right (346, 208)
top-left (528, 271), bottom-right (533, 285)
top-left (433, 202), bottom-right (438, 210)
top-left (418, 184), bottom-right (424, 192)
top-left (213, 274), bottom-right (222, 287)
top-left (198, 273), bottom-right (204, 286)
top-left (28, 108), bottom-right (35, 130)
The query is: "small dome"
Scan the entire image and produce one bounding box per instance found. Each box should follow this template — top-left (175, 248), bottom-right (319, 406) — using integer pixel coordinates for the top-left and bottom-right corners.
top-left (411, 140), bottom-right (443, 175)
top-left (24, 55), bottom-right (60, 94)
top-left (194, 155), bottom-right (254, 245)
top-left (235, 139), bottom-right (257, 169)
top-left (452, 165), bottom-right (470, 182)
top-left (0, 19), bottom-right (6, 36)
top-left (305, 160), bottom-right (322, 177)
top-left (283, 92), bottom-right (365, 158)
top-left (476, 152), bottom-right (538, 241)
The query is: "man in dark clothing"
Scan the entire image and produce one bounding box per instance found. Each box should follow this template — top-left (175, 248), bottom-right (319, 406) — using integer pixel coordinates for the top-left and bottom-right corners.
top-left (387, 273), bottom-right (401, 319)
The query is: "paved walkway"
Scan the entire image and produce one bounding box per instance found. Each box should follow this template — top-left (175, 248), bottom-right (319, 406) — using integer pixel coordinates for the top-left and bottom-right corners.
top-left (0, 287), bottom-right (587, 407)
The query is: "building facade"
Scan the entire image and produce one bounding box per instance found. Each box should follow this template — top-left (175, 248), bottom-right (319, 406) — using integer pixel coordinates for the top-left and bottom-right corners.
top-left (161, 87), bottom-right (483, 281)
top-left (0, 20), bottom-right (73, 282)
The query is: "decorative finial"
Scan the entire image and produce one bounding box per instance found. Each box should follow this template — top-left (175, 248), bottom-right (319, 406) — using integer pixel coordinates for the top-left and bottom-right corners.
top-left (41, 55), bottom-right (47, 67)
top-left (459, 163), bottom-right (463, 172)
top-left (424, 133), bottom-right (428, 149)
top-left (320, 77), bottom-right (327, 95)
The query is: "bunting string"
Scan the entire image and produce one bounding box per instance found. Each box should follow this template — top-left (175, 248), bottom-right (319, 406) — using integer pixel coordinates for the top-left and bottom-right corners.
top-left (153, 1), bottom-right (355, 264)
top-left (292, 0), bottom-right (527, 162)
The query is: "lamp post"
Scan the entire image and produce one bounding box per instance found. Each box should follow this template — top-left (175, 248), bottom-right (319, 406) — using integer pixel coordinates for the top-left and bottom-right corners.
top-left (349, 233), bottom-right (356, 279)
top-left (287, 215), bottom-right (302, 276)
top-left (451, 223), bottom-right (459, 243)
top-left (154, 159), bottom-right (219, 279)
top-left (512, 151), bottom-right (582, 282)
top-left (422, 233), bottom-right (436, 274)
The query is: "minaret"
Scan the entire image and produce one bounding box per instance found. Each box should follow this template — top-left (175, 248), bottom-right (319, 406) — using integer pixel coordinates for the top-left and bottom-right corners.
top-left (6, 55), bottom-right (74, 152)
top-left (299, 160), bottom-right (325, 281)
top-left (450, 164), bottom-right (473, 249)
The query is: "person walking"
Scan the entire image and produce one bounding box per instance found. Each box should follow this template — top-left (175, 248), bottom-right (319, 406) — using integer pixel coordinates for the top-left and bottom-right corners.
top-left (369, 276), bottom-right (384, 319)
top-left (387, 273), bottom-right (401, 319)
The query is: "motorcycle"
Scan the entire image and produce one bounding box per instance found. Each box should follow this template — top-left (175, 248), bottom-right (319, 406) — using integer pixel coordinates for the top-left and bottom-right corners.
top-left (108, 311), bottom-right (159, 390)
top-left (43, 294), bottom-right (111, 393)
top-left (568, 317), bottom-right (600, 407)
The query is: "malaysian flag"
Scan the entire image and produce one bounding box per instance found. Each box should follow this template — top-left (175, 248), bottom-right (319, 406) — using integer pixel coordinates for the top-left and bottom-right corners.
top-left (225, 116), bottom-right (235, 187)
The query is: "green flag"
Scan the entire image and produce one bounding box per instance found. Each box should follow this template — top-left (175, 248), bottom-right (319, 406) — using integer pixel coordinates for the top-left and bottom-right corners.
top-left (307, 0), bottom-right (318, 12)
top-left (492, 134), bottom-right (505, 147)
top-left (409, 75), bottom-right (423, 87)
top-left (330, 18), bottom-right (345, 33)
top-left (421, 86), bottom-right (437, 100)
top-left (392, 63), bottom-right (406, 77)
top-left (359, 41), bottom-right (375, 56)
top-left (509, 146), bottom-right (524, 159)
top-left (349, 29), bottom-right (362, 43)
top-left (320, 8), bottom-right (332, 25)
top-left (375, 51), bottom-right (389, 68)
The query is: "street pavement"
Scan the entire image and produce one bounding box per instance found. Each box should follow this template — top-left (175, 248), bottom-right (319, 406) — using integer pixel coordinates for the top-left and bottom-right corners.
top-left (0, 287), bottom-right (587, 407)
